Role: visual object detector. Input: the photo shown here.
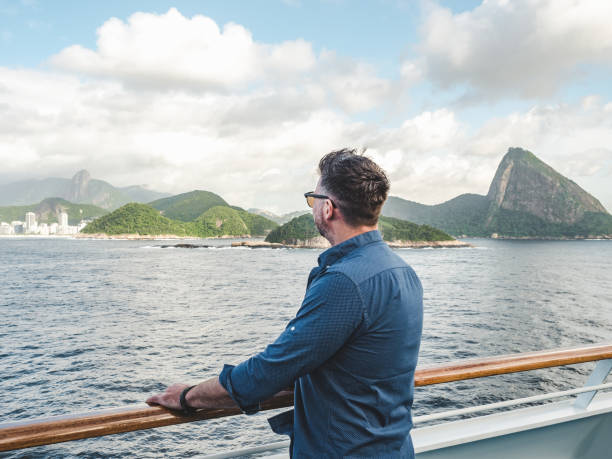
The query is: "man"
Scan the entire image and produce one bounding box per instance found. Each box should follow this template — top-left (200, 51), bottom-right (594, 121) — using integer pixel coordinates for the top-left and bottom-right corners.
top-left (147, 149), bottom-right (423, 458)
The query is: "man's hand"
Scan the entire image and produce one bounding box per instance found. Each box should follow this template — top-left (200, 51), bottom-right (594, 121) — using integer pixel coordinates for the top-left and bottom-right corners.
top-left (146, 377), bottom-right (238, 411)
top-left (146, 383), bottom-right (190, 410)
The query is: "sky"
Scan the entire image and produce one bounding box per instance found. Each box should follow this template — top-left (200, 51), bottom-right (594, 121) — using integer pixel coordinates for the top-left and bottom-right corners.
top-left (1, 0), bottom-right (611, 214)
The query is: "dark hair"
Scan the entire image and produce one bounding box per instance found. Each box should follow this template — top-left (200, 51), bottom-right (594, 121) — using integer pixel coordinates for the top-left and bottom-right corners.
top-left (318, 148), bottom-right (390, 226)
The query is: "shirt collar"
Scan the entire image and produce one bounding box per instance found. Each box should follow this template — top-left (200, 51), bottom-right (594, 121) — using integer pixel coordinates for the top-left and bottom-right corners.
top-left (318, 230), bottom-right (382, 268)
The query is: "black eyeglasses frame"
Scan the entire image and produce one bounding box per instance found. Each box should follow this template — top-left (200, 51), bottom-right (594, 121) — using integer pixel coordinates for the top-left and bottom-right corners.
top-left (304, 191), bottom-right (336, 208)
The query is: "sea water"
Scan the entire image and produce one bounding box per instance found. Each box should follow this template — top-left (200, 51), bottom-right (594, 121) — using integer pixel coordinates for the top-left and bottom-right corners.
top-left (1, 238), bottom-right (611, 457)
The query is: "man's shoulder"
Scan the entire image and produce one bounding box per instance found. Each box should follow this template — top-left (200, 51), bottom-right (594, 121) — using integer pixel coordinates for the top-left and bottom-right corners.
top-left (328, 240), bottom-right (414, 285)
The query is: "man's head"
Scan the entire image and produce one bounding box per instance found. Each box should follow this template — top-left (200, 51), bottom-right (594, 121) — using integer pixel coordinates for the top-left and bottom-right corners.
top-left (311, 148), bottom-right (390, 243)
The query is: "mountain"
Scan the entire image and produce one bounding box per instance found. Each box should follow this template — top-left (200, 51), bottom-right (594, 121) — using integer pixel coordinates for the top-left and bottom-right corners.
top-left (149, 190), bottom-right (228, 221)
top-left (487, 148), bottom-right (607, 223)
top-left (383, 147), bottom-right (612, 238)
top-left (0, 198), bottom-right (108, 225)
top-left (248, 208), bottom-right (310, 225)
top-left (0, 170), bottom-right (170, 209)
top-left (265, 214), bottom-right (455, 246)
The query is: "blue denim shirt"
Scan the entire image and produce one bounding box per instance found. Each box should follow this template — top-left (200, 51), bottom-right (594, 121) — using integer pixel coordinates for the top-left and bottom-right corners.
top-left (219, 230), bottom-right (423, 458)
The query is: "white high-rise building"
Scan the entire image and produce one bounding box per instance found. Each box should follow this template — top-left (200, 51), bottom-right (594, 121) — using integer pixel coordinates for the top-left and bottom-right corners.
top-left (59, 212), bottom-right (68, 227)
top-left (25, 212), bottom-right (37, 233)
top-left (49, 223), bottom-right (59, 234)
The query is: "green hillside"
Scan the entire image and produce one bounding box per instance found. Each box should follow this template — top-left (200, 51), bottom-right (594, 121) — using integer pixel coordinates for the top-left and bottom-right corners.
top-left (383, 194), bottom-right (490, 236)
top-left (248, 208), bottom-right (310, 225)
top-left (0, 198), bottom-right (108, 225)
top-left (265, 214), bottom-right (454, 243)
top-left (378, 216), bottom-right (454, 242)
top-left (233, 208), bottom-right (278, 235)
top-left (188, 206), bottom-right (248, 237)
top-left (149, 190), bottom-right (228, 221)
top-left (81, 203), bottom-right (187, 235)
top-left (82, 201), bottom-right (278, 238)
top-left (265, 214), bottom-right (320, 242)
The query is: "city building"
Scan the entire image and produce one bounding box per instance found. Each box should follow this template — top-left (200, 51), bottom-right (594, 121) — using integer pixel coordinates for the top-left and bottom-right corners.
top-left (25, 212), bottom-right (37, 234)
top-left (59, 212), bottom-right (68, 227)
top-left (0, 213), bottom-right (83, 236)
top-left (0, 222), bottom-right (13, 235)
top-left (11, 221), bottom-right (24, 234)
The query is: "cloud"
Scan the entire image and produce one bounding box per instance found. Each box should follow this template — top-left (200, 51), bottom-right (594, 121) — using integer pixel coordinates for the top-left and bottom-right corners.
top-left (410, 0), bottom-right (612, 99)
top-left (51, 9), bottom-right (271, 90)
top-left (48, 8), bottom-right (397, 116)
top-left (2, 7), bottom-right (612, 213)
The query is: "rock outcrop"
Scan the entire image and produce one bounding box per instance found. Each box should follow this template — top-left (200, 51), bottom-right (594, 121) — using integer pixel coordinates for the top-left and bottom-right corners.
top-left (487, 148), bottom-right (607, 224)
top-left (68, 170), bottom-right (92, 203)
top-left (383, 147), bottom-right (612, 238)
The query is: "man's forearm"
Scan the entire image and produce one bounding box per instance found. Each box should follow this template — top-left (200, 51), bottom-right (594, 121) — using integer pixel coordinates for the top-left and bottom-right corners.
top-left (146, 377), bottom-right (237, 411)
top-left (186, 377), bottom-right (237, 410)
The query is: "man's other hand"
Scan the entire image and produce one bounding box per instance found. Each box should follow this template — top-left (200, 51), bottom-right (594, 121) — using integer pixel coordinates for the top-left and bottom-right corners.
top-left (146, 383), bottom-right (189, 410)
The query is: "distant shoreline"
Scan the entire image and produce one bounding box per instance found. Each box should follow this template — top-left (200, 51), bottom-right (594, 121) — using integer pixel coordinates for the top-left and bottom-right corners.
top-left (2, 233), bottom-right (609, 242)
top-left (74, 233), bottom-right (255, 240)
top-left (232, 239), bottom-right (473, 249)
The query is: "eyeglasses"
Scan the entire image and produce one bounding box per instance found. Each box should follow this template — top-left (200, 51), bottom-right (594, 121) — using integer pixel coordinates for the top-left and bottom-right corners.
top-left (304, 191), bottom-right (336, 208)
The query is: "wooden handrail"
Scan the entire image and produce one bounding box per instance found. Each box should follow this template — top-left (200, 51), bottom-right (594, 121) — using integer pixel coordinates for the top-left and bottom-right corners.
top-left (414, 343), bottom-right (612, 386)
top-left (1, 343), bottom-right (611, 452)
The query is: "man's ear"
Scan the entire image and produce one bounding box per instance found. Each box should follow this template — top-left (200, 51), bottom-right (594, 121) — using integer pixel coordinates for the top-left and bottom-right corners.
top-left (325, 200), bottom-right (336, 220)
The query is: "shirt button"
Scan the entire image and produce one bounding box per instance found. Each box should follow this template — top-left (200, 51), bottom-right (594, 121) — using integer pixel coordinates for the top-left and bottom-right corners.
top-left (291, 326), bottom-right (296, 331)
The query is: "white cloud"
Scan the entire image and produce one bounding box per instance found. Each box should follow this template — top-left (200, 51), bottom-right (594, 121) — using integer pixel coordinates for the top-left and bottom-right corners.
top-left (411, 0), bottom-right (612, 98)
top-left (51, 9), bottom-right (264, 90)
top-left (2, 7), bottom-right (612, 214)
top-left (48, 8), bottom-right (396, 116)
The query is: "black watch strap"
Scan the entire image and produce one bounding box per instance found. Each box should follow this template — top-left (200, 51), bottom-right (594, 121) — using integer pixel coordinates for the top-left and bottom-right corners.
top-left (179, 385), bottom-right (197, 414)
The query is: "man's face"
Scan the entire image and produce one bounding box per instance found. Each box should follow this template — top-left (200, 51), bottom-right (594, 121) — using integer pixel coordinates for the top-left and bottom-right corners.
top-left (313, 178), bottom-right (330, 239)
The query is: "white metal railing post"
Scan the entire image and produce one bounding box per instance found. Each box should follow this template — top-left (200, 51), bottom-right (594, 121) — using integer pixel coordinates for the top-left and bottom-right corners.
top-left (574, 358), bottom-right (612, 409)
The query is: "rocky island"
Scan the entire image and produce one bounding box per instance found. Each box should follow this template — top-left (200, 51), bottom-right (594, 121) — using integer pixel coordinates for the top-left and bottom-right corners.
top-left (230, 214), bottom-right (471, 249)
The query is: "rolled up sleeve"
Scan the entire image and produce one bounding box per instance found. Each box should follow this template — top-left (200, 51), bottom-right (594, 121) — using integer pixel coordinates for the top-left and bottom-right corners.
top-left (218, 271), bottom-right (364, 411)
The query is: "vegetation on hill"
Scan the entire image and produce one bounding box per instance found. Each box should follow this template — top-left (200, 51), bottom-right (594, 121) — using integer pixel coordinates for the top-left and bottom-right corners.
top-left (234, 208), bottom-right (278, 235)
top-left (146, 191), bottom-right (278, 235)
top-left (265, 213), bottom-right (455, 243)
top-left (383, 194), bottom-right (491, 237)
top-left (378, 216), bottom-right (454, 241)
top-left (81, 203), bottom-right (187, 235)
top-left (248, 208), bottom-right (310, 225)
top-left (0, 198), bottom-right (108, 225)
top-left (188, 206), bottom-right (248, 237)
top-left (486, 208), bottom-right (612, 238)
top-left (149, 190), bottom-right (228, 221)
top-left (82, 201), bottom-right (278, 238)
top-left (265, 214), bottom-right (320, 243)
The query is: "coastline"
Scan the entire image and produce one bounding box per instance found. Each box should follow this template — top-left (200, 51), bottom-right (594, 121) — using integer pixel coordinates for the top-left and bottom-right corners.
top-left (74, 233), bottom-right (255, 240)
top-left (232, 239), bottom-right (473, 249)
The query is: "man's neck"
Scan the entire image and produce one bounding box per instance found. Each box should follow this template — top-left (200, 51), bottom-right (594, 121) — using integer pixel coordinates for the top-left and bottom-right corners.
top-left (328, 225), bottom-right (378, 246)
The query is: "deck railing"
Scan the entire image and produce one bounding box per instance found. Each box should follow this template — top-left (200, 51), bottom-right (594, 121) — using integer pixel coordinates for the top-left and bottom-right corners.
top-left (1, 343), bottom-right (611, 452)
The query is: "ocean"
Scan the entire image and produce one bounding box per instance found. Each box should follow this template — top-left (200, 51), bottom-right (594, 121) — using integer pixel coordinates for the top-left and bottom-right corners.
top-left (1, 237), bottom-right (611, 457)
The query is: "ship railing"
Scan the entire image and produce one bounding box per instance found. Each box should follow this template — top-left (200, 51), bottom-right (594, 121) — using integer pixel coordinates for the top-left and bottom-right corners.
top-left (1, 343), bottom-right (611, 454)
